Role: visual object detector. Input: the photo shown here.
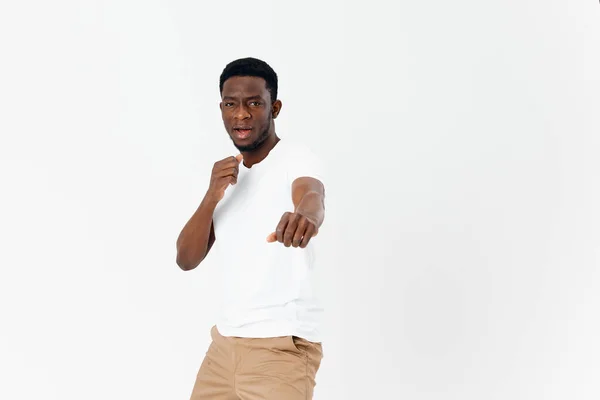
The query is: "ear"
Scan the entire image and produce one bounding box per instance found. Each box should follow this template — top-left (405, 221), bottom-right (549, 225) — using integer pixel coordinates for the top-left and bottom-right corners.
top-left (219, 101), bottom-right (223, 112)
top-left (272, 99), bottom-right (282, 119)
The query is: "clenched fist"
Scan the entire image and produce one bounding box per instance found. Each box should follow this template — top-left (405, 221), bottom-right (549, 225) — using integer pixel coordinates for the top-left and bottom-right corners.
top-left (206, 154), bottom-right (243, 203)
top-left (266, 212), bottom-right (319, 248)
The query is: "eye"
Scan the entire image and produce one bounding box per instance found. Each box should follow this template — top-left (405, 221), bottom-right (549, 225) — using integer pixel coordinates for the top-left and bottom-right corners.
top-left (250, 101), bottom-right (262, 106)
top-left (224, 102), bottom-right (234, 107)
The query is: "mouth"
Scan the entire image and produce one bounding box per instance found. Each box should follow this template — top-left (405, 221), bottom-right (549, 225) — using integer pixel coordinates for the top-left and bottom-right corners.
top-left (233, 127), bottom-right (253, 140)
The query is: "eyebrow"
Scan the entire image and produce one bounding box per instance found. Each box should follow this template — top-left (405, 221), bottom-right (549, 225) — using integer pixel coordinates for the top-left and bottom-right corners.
top-left (222, 95), bottom-right (264, 101)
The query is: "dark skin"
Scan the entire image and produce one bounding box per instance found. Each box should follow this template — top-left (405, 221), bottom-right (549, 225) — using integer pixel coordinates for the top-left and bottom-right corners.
top-left (175, 76), bottom-right (325, 271)
top-left (220, 76), bottom-right (282, 167)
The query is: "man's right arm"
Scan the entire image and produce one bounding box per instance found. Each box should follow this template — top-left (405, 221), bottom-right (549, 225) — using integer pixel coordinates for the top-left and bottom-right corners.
top-left (175, 195), bottom-right (218, 271)
top-left (175, 154), bottom-right (242, 271)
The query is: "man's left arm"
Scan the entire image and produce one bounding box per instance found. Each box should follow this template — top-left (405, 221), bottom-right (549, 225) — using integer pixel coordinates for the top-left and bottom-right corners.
top-left (266, 177), bottom-right (325, 248)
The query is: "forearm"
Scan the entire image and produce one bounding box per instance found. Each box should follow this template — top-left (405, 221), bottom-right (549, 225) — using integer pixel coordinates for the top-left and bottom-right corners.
top-left (176, 194), bottom-right (218, 271)
top-left (295, 191), bottom-right (325, 229)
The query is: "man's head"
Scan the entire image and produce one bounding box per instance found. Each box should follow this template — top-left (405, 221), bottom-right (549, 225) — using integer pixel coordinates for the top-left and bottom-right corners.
top-left (219, 58), bottom-right (282, 152)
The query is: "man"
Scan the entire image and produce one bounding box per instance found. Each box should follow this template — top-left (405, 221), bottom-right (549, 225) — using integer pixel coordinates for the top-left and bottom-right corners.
top-left (176, 57), bottom-right (326, 400)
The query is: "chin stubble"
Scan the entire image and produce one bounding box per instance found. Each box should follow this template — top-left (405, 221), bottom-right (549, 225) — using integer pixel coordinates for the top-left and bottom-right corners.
top-left (233, 127), bottom-right (270, 152)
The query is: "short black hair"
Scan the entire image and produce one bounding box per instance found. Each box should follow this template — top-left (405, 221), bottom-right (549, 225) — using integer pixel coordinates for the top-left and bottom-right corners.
top-left (219, 57), bottom-right (278, 102)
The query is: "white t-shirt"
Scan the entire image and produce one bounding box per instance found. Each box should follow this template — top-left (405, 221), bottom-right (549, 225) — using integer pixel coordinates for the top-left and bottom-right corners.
top-left (211, 138), bottom-right (325, 342)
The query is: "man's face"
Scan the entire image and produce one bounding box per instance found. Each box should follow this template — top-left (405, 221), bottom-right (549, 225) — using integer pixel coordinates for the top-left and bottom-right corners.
top-left (220, 76), bottom-right (280, 152)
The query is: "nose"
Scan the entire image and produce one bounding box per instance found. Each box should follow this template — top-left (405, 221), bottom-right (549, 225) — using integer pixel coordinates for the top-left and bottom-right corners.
top-left (234, 104), bottom-right (251, 120)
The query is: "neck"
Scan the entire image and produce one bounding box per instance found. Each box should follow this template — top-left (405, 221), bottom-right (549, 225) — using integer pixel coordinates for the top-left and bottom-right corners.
top-left (241, 132), bottom-right (280, 168)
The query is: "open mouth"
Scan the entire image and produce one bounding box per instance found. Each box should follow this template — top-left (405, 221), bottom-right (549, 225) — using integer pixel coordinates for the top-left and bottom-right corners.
top-left (233, 127), bottom-right (252, 139)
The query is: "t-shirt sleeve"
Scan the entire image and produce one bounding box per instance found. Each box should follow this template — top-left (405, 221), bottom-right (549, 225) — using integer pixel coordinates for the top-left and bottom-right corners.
top-left (286, 143), bottom-right (326, 186)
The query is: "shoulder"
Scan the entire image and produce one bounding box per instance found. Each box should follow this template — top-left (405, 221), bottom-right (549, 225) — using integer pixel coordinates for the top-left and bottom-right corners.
top-left (278, 139), bottom-right (320, 163)
top-left (277, 138), bottom-right (325, 184)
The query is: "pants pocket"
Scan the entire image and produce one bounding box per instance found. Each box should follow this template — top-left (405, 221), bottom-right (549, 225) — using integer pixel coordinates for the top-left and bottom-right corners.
top-left (288, 335), bottom-right (323, 357)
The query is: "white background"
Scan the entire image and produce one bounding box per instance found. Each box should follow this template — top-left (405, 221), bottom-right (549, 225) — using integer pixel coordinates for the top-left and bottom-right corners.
top-left (1, 1), bottom-right (599, 399)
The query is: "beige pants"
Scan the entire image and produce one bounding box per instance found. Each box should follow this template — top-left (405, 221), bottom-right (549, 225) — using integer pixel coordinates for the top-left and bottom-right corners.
top-left (189, 326), bottom-right (323, 400)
